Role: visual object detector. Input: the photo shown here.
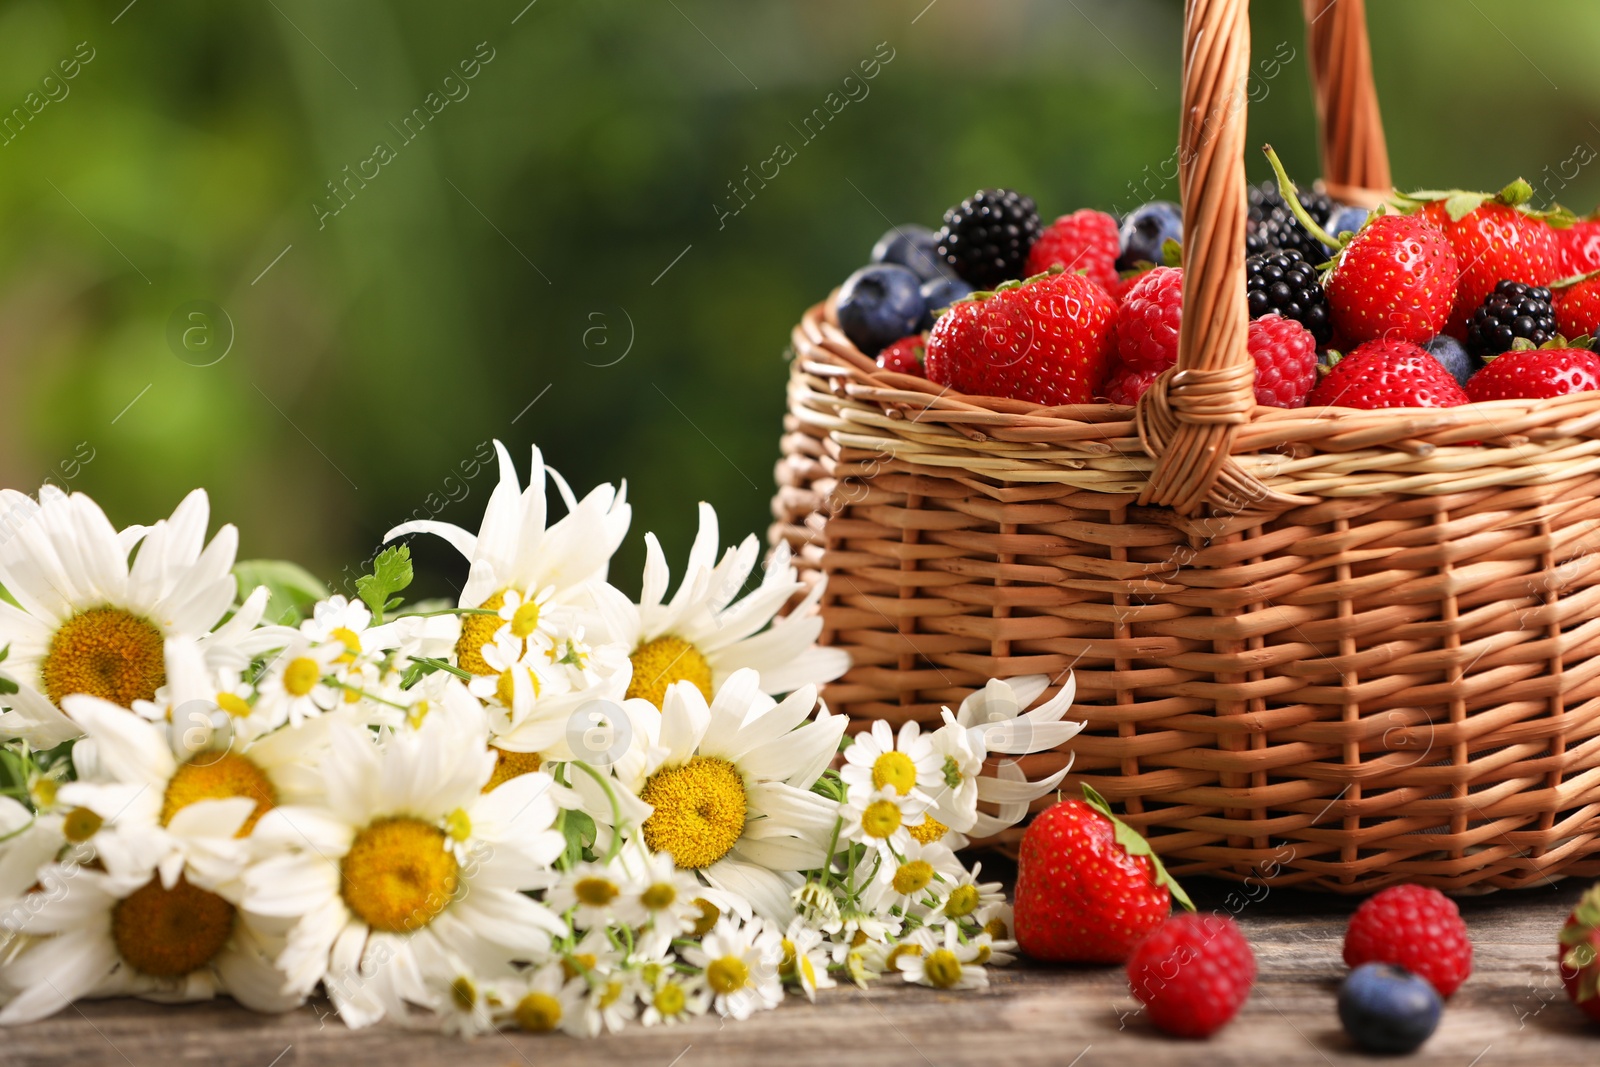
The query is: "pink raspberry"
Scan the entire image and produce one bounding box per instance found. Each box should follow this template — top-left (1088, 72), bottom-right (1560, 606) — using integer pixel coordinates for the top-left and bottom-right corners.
top-left (1343, 885), bottom-right (1472, 998)
top-left (1247, 313), bottom-right (1317, 408)
top-left (1026, 209), bottom-right (1121, 298)
top-left (1127, 913), bottom-right (1256, 1038)
top-left (1114, 266), bottom-right (1183, 372)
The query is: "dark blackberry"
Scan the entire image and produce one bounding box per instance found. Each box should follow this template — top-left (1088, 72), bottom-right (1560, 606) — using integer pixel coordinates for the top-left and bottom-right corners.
top-left (1246, 181), bottom-right (1336, 264)
top-left (1245, 249), bottom-right (1332, 345)
top-left (935, 188), bottom-right (1042, 289)
top-left (1464, 280), bottom-right (1558, 358)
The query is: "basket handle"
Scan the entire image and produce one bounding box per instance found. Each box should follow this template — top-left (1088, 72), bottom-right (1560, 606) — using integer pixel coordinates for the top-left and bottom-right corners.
top-left (1136, 0), bottom-right (1386, 515)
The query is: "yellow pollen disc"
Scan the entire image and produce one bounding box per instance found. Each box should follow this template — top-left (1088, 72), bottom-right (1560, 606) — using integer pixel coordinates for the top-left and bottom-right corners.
top-left (860, 799), bottom-right (902, 839)
top-left (779, 938), bottom-right (797, 975)
top-left (450, 976), bottom-right (477, 1012)
top-left (653, 983), bottom-right (686, 1016)
top-left (510, 600), bottom-right (542, 639)
top-left (640, 882), bottom-right (676, 911)
top-left (215, 692), bottom-right (251, 718)
top-left (923, 948), bottom-right (963, 988)
top-left (893, 859), bottom-right (934, 896)
top-left (871, 751), bottom-right (918, 795)
top-left (599, 980), bottom-right (623, 1008)
top-left (444, 808), bottom-right (472, 842)
top-left (562, 953), bottom-right (596, 981)
top-left (330, 626), bottom-right (363, 656)
top-left (625, 635), bottom-right (713, 707)
top-left (40, 607), bottom-right (165, 708)
top-left (706, 956), bottom-right (749, 995)
top-left (690, 898), bottom-right (720, 937)
top-left (983, 917), bottom-right (1010, 940)
top-left (909, 815), bottom-right (949, 845)
top-left (339, 817), bottom-right (459, 933)
top-left (62, 806), bottom-right (102, 843)
top-left (161, 753), bottom-right (277, 836)
top-left (945, 884), bottom-right (980, 918)
top-left (111, 876), bottom-right (235, 978)
top-left (886, 943), bottom-right (923, 971)
top-left (456, 591), bottom-right (509, 675)
top-left (493, 667), bottom-right (540, 708)
top-left (514, 991), bottom-right (562, 1032)
top-left (850, 929), bottom-right (869, 948)
top-left (640, 756), bottom-right (747, 869)
top-left (974, 943), bottom-right (992, 964)
top-left (575, 877), bottom-right (620, 908)
top-left (30, 778), bottom-right (58, 809)
top-left (485, 747), bottom-right (543, 792)
top-left (282, 657), bottom-right (321, 697)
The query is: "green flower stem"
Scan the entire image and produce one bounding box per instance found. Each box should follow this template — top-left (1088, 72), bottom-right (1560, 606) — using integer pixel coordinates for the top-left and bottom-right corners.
top-left (569, 759), bottom-right (628, 863)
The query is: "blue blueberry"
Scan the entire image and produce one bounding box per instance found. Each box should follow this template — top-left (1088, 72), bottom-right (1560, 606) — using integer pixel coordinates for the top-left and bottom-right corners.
top-left (1338, 963), bottom-right (1442, 1055)
top-left (1327, 204), bottom-right (1372, 241)
top-left (1117, 200), bottom-right (1183, 271)
top-left (918, 276), bottom-right (974, 331)
top-left (1422, 334), bottom-right (1478, 388)
top-left (872, 224), bottom-right (951, 282)
top-left (837, 264), bottom-right (925, 355)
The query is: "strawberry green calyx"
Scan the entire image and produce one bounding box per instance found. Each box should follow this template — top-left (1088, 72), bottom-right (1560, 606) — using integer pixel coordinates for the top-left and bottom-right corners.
top-left (1551, 268), bottom-right (1600, 290)
top-left (1080, 783), bottom-right (1195, 912)
top-left (1561, 884), bottom-right (1600, 1003)
top-left (1391, 179), bottom-right (1576, 227)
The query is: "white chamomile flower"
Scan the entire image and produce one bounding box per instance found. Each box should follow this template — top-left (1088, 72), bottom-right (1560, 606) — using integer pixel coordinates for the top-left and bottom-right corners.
top-left (542, 626), bottom-right (623, 690)
top-left (298, 595), bottom-right (372, 651)
top-left (252, 639), bottom-right (343, 729)
top-left (586, 966), bottom-right (640, 1034)
top-left (840, 718), bottom-right (941, 803)
top-left (425, 972), bottom-right (500, 1038)
top-left (682, 916), bottom-right (784, 1021)
top-left (840, 782), bottom-right (929, 863)
top-left (928, 862), bottom-right (1005, 926)
top-left (778, 918), bottom-right (835, 1001)
top-left (880, 837), bottom-right (966, 907)
top-left (0, 797), bottom-right (80, 908)
top-left (490, 586), bottom-right (563, 662)
top-left (385, 441), bottom-right (630, 683)
top-left (638, 964), bottom-right (709, 1026)
top-left (591, 502), bottom-right (848, 708)
top-left (241, 703), bottom-right (566, 1028)
top-left (545, 855), bottom-right (645, 931)
top-left (465, 630), bottom-right (564, 719)
top-left (627, 670), bottom-right (844, 922)
top-left (0, 487), bottom-right (258, 748)
top-left (974, 900), bottom-right (1015, 945)
top-left (496, 962), bottom-right (591, 1036)
top-left (628, 845), bottom-right (707, 957)
top-left (897, 923), bottom-right (987, 991)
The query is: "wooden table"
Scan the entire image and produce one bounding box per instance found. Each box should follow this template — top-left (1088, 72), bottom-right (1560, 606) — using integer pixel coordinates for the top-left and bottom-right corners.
top-left (11, 877), bottom-right (1598, 1067)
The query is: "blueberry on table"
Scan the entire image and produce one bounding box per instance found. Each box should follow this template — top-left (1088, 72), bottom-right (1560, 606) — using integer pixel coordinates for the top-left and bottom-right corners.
top-left (1117, 200), bottom-right (1182, 271)
top-left (917, 275), bottom-right (973, 332)
top-left (837, 264), bottom-right (925, 355)
top-left (1338, 963), bottom-right (1442, 1054)
top-left (872, 224), bottom-right (951, 282)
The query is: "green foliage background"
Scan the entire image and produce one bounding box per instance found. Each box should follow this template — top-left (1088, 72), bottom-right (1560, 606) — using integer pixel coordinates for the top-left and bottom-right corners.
top-left (3, 0), bottom-right (1599, 598)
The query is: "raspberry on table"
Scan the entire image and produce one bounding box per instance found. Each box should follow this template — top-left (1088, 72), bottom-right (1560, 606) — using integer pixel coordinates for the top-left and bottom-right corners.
top-left (1127, 913), bottom-right (1256, 1038)
top-left (1342, 884), bottom-right (1472, 998)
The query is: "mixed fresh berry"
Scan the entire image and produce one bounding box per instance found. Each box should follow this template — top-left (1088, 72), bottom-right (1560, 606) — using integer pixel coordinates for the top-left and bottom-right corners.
top-left (1465, 345), bottom-right (1600, 402)
top-left (1127, 913), bottom-right (1256, 1038)
top-left (875, 334), bottom-right (926, 377)
top-left (936, 188), bottom-right (1042, 289)
top-left (1306, 340), bottom-right (1470, 410)
top-left (1246, 248), bottom-right (1332, 345)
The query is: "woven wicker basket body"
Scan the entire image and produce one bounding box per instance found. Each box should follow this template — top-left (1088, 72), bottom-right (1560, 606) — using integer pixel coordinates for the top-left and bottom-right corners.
top-left (770, 0), bottom-right (1600, 892)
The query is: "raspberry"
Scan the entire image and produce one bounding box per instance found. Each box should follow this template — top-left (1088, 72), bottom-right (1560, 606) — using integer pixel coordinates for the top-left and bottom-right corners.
top-left (1247, 314), bottom-right (1317, 408)
top-left (1115, 267), bottom-right (1183, 371)
top-left (1026, 210), bottom-right (1121, 298)
top-left (1127, 914), bottom-right (1256, 1038)
top-left (1103, 363), bottom-right (1163, 405)
top-left (1343, 885), bottom-right (1472, 998)
top-left (875, 335), bottom-right (925, 376)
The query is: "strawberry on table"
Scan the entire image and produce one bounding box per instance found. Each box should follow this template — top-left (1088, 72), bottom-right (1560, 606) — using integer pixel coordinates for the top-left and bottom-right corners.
top-left (1305, 339), bottom-right (1470, 410)
top-left (1465, 345), bottom-right (1600, 401)
top-left (1025, 209), bottom-right (1123, 299)
top-left (1013, 783), bottom-right (1193, 963)
top-left (1560, 883), bottom-right (1600, 1023)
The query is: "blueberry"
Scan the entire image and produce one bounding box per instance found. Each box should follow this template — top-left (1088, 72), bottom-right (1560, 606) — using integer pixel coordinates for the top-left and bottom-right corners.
top-left (1117, 200), bottom-right (1182, 271)
top-left (1327, 205), bottom-right (1371, 241)
top-left (837, 264), bottom-right (925, 355)
top-left (918, 276), bottom-right (974, 331)
top-left (1338, 963), bottom-right (1442, 1055)
top-left (872, 224), bottom-right (951, 282)
top-left (1422, 334), bottom-right (1478, 388)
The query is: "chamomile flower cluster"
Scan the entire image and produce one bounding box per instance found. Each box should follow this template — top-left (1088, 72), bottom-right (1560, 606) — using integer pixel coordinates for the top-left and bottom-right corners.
top-left (0, 440), bottom-right (1084, 1036)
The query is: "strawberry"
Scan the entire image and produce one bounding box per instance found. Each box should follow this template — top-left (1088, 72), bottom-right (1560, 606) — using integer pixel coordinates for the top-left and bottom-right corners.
top-left (1554, 277), bottom-right (1600, 340)
top-left (1559, 219), bottom-right (1600, 275)
top-left (1325, 213), bottom-right (1459, 344)
top-left (924, 270), bottom-right (1117, 405)
top-left (1465, 345), bottom-right (1600, 401)
top-left (1306, 339), bottom-right (1470, 410)
top-left (1026, 209), bottom-right (1122, 299)
top-left (1115, 266), bottom-right (1183, 371)
top-left (875, 334), bottom-right (925, 376)
top-left (1560, 883), bottom-right (1600, 1023)
top-left (1014, 784), bottom-right (1193, 963)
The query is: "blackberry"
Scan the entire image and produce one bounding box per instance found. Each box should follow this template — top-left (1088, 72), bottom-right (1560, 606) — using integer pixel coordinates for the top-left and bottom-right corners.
top-left (935, 188), bottom-right (1042, 289)
top-left (1464, 280), bottom-right (1558, 358)
top-left (1245, 249), bottom-right (1332, 345)
top-left (1246, 181), bottom-right (1335, 264)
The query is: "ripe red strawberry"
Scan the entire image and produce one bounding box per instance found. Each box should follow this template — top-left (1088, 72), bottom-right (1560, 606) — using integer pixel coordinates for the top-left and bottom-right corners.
top-left (1343, 884), bottom-right (1472, 998)
top-left (1103, 363), bottom-right (1163, 405)
top-left (1559, 219), bottom-right (1600, 275)
top-left (1115, 266), bottom-right (1182, 371)
top-left (1415, 187), bottom-right (1563, 337)
top-left (1128, 914), bottom-right (1256, 1038)
top-left (924, 270), bottom-right (1117, 405)
top-left (1559, 883), bottom-right (1600, 1023)
top-left (1554, 278), bottom-right (1600, 340)
top-left (1465, 346), bottom-right (1600, 401)
top-left (1248, 314), bottom-right (1317, 408)
top-left (1026, 209), bottom-right (1121, 299)
top-left (1306, 339), bottom-right (1470, 410)
top-left (1326, 213), bottom-right (1458, 343)
top-left (875, 334), bottom-right (925, 376)
top-left (1014, 784), bottom-right (1193, 963)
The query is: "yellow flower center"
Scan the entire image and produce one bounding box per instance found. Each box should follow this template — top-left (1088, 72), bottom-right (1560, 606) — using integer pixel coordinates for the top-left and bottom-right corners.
top-left (860, 799), bottom-right (902, 839)
top-left (561, 953), bottom-right (596, 981)
top-left (653, 982), bottom-right (686, 1016)
top-left (945, 884), bottom-right (980, 918)
top-left (485, 746), bottom-right (543, 792)
top-left (923, 948), bottom-right (964, 988)
top-left (640, 882), bottom-right (677, 911)
top-left (339, 817), bottom-right (459, 933)
top-left (456, 591), bottom-right (508, 675)
top-left (111, 875), bottom-right (235, 978)
top-left (871, 751), bottom-right (918, 795)
top-left (886, 943), bottom-right (923, 972)
top-left (974, 943), bottom-right (993, 964)
top-left (599, 980), bottom-right (624, 1008)
top-left (450, 975), bottom-right (477, 1012)
top-left (493, 667), bottom-right (540, 708)
top-left (40, 607), bottom-right (165, 708)
top-left (514, 991), bottom-right (562, 1032)
top-left (330, 626), bottom-right (363, 657)
top-left (909, 814), bottom-right (948, 845)
top-left (215, 692), bottom-right (251, 718)
top-left (282, 657), bottom-right (321, 697)
top-left (640, 756), bottom-right (747, 869)
top-left (706, 956), bottom-right (749, 995)
top-left (161, 752), bottom-right (277, 836)
top-left (780, 938), bottom-right (797, 973)
top-left (690, 898), bottom-right (720, 937)
top-left (983, 917), bottom-right (1010, 940)
top-left (62, 806), bottom-right (102, 843)
top-left (444, 808), bottom-right (471, 842)
top-left (510, 600), bottom-right (542, 639)
top-left (625, 635), bottom-right (713, 707)
top-left (893, 859), bottom-right (934, 896)
top-left (30, 777), bottom-right (58, 809)
top-left (575, 877), bottom-right (620, 908)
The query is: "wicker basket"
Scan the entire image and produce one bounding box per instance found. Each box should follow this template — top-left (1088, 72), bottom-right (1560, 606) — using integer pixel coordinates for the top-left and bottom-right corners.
top-left (771, 0), bottom-right (1600, 893)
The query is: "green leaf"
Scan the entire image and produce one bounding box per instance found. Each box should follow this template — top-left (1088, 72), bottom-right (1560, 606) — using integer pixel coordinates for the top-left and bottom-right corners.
top-left (1444, 192), bottom-right (1488, 222)
top-left (1081, 782), bottom-right (1195, 912)
top-left (355, 546), bottom-right (413, 625)
top-left (232, 560), bottom-right (328, 626)
top-left (1498, 178), bottom-right (1534, 207)
top-left (1160, 238), bottom-right (1183, 269)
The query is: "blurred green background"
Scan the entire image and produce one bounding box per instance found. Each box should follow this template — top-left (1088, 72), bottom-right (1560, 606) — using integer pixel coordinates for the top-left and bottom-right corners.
top-left (4, 0), bottom-right (1600, 599)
